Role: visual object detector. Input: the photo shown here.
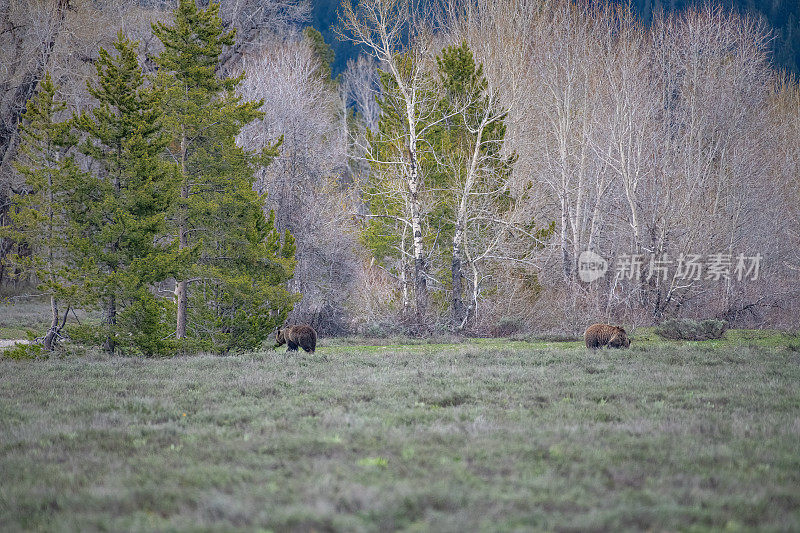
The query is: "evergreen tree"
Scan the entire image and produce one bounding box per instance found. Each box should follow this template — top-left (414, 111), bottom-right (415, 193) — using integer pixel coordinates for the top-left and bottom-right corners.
top-left (153, 0), bottom-right (297, 353)
top-left (3, 73), bottom-right (83, 350)
top-left (73, 32), bottom-right (180, 355)
top-left (434, 43), bottom-right (513, 328)
top-left (362, 44), bottom-right (551, 330)
top-left (435, 43), bottom-right (551, 329)
top-left (303, 27), bottom-right (335, 82)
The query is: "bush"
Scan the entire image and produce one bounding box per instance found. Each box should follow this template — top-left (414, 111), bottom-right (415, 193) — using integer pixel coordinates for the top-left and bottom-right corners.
top-left (1, 343), bottom-right (43, 360)
top-left (655, 318), bottom-right (728, 341)
top-left (360, 321), bottom-right (392, 338)
top-left (491, 316), bottom-right (524, 337)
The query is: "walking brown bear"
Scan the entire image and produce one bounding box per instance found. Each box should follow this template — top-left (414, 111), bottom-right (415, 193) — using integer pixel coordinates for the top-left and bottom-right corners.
top-left (275, 324), bottom-right (317, 353)
top-left (584, 324), bottom-right (630, 350)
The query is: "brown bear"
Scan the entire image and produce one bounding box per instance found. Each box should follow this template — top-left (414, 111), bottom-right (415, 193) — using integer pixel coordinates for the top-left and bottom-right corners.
top-left (275, 324), bottom-right (317, 353)
top-left (584, 323), bottom-right (630, 350)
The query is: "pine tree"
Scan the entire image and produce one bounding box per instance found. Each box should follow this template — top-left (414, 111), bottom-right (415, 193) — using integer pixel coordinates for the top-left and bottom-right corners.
top-left (73, 32), bottom-right (180, 355)
top-left (435, 43), bottom-right (543, 330)
top-left (153, 0), bottom-right (297, 353)
top-left (303, 27), bottom-right (335, 82)
top-left (3, 73), bottom-right (83, 350)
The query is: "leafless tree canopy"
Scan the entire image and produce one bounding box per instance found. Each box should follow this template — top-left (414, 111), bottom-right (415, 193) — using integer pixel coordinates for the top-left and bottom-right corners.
top-left (428, 0), bottom-right (799, 332)
top-left (216, 0), bottom-right (310, 74)
top-left (237, 33), bottom-right (358, 335)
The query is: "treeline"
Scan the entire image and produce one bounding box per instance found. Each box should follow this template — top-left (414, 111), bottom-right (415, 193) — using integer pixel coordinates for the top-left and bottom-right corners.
top-left (1, 0), bottom-right (297, 355)
top-left (338, 0), bottom-right (800, 334)
top-left (2, 0), bottom-right (800, 347)
top-left (630, 0), bottom-right (800, 73)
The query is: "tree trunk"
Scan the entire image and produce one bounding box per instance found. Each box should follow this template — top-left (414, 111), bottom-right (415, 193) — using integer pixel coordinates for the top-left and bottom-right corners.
top-left (451, 254), bottom-right (466, 329)
top-left (175, 205), bottom-right (188, 339)
top-left (43, 295), bottom-right (59, 351)
top-left (175, 135), bottom-right (188, 339)
top-left (407, 147), bottom-right (427, 327)
top-left (561, 194), bottom-right (571, 280)
top-left (409, 180), bottom-right (427, 326)
top-left (387, 57), bottom-right (428, 330)
top-left (400, 226), bottom-right (410, 318)
top-left (43, 154), bottom-right (57, 351)
top-left (451, 225), bottom-right (466, 329)
top-left (103, 294), bottom-right (116, 354)
top-left (175, 277), bottom-right (187, 339)
top-left (468, 248), bottom-right (480, 325)
top-left (103, 163), bottom-right (122, 354)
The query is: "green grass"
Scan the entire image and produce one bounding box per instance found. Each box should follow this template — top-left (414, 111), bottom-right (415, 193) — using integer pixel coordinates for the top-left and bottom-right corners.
top-left (2, 341), bottom-right (799, 531)
top-left (0, 297), bottom-right (52, 339)
top-left (0, 297), bottom-right (97, 340)
top-left (320, 328), bottom-right (798, 353)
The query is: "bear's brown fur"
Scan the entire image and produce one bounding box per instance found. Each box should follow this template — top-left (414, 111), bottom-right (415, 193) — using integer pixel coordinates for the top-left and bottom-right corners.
top-left (584, 323), bottom-right (630, 350)
top-left (275, 324), bottom-right (317, 353)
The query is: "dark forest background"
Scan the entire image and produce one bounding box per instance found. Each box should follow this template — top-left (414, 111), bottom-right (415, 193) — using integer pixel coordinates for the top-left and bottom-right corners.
top-left (309, 0), bottom-right (800, 75)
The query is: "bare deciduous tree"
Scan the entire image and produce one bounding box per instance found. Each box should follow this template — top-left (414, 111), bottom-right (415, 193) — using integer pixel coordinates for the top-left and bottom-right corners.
top-left (216, 0), bottom-right (310, 75)
top-left (445, 0), bottom-right (800, 330)
top-left (237, 35), bottom-right (358, 334)
top-left (337, 0), bottom-right (443, 327)
top-left (342, 54), bottom-right (380, 132)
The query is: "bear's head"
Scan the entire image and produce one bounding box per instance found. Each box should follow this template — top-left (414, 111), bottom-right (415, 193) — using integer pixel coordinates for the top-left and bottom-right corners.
top-left (608, 327), bottom-right (630, 348)
top-left (275, 328), bottom-right (286, 347)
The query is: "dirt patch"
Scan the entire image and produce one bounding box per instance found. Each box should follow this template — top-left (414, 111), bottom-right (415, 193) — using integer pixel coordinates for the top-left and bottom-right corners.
top-left (0, 339), bottom-right (30, 348)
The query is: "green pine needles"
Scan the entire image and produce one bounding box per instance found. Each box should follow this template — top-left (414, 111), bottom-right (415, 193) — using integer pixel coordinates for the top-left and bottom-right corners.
top-left (3, 0), bottom-right (297, 356)
top-left (361, 42), bottom-right (551, 329)
top-left (153, 0), bottom-right (295, 354)
top-left (3, 73), bottom-right (83, 351)
top-left (73, 31), bottom-right (181, 355)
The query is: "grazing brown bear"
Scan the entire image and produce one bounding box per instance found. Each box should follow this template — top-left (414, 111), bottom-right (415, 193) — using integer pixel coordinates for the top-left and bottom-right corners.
top-left (584, 323), bottom-right (630, 350)
top-left (275, 324), bottom-right (317, 353)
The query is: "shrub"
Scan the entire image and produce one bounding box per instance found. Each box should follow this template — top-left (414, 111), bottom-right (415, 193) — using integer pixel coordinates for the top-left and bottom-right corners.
top-left (65, 323), bottom-right (104, 346)
top-left (491, 316), bottom-right (524, 337)
top-left (1, 343), bottom-right (43, 360)
top-left (655, 318), bottom-right (728, 341)
top-left (361, 321), bottom-right (391, 338)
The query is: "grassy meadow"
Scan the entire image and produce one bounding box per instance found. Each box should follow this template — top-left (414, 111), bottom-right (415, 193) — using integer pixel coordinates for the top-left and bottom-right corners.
top-left (1, 302), bottom-right (799, 531)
